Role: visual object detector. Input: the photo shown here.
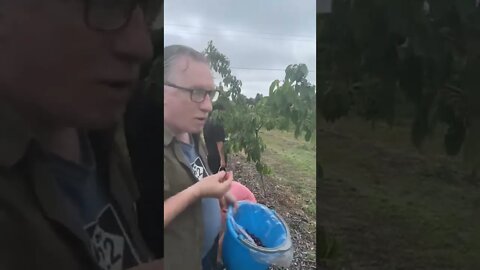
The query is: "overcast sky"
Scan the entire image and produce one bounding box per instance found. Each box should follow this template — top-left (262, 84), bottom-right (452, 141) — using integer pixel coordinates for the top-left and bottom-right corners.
top-left (164, 0), bottom-right (316, 98)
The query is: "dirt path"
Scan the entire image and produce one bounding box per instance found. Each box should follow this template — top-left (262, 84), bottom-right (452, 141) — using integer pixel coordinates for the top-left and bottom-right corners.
top-left (229, 154), bottom-right (317, 270)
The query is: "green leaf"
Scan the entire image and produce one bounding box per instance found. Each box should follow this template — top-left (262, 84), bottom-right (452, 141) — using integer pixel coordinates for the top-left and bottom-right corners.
top-left (269, 80), bottom-right (279, 96)
top-left (298, 64), bottom-right (309, 79)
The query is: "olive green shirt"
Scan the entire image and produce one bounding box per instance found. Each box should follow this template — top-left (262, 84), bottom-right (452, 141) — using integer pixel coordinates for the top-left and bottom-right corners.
top-left (164, 127), bottom-right (212, 270)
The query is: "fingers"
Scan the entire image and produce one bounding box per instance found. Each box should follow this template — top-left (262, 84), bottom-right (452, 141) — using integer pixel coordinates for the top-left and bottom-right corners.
top-left (223, 171), bottom-right (233, 183)
top-left (198, 171), bottom-right (232, 198)
top-left (214, 171), bottom-right (226, 182)
top-left (213, 174), bottom-right (232, 197)
top-left (215, 170), bottom-right (227, 179)
top-left (221, 175), bottom-right (233, 189)
top-left (227, 195), bottom-right (238, 213)
top-left (222, 179), bottom-right (233, 194)
top-left (233, 201), bottom-right (239, 213)
top-left (225, 192), bottom-right (236, 204)
top-left (219, 170), bottom-right (231, 183)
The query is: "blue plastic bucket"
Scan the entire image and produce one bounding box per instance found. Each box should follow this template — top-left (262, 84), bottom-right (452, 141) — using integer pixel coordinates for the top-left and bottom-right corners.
top-left (222, 201), bottom-right (291, 270)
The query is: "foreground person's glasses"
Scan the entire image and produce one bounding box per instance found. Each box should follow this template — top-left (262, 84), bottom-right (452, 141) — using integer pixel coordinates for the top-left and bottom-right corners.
top-left (165, 82), bottom-right (220, 103)
top-left (85, 0), bottom-right (162, 31)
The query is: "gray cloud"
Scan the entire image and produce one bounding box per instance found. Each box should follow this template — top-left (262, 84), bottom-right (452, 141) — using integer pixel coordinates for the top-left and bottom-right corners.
top-left (165, 0), bottom-right (316, 97)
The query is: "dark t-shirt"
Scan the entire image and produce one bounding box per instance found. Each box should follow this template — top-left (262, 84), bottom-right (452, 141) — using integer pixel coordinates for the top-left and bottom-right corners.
top-left (47, 134), bottom-right (142, 270)
top-left (203, 119), bottom-right (225, 159)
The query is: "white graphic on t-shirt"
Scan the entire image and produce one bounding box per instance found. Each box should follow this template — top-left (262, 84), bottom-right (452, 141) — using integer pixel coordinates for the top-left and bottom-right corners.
top-left (191, 157), bottom-right (209, 180)
top-left (192, 163), bottom-right (204, 179)
top-left (90, 225), bottom-right (124, 270)
top-left (84, 204), bottom-right (141, 270)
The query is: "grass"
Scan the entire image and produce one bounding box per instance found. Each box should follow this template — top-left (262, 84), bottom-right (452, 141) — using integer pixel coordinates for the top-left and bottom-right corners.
top-left (259, 128), bottom-right (317, 263)
top-left (259, 129), bottom-right (316, 219)
top-left (317, 116), bottom-right (480, 269)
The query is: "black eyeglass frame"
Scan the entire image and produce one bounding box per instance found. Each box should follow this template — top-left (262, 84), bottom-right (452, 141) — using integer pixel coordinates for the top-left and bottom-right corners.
top-left (84, 0), bottom-right (160, 32)
top-left (165, 82), bottom-right (220, 103)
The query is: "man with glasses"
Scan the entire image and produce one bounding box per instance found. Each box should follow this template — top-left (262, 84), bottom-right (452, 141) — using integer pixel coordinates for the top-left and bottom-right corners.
top-left (160, 45), bottom-right (237, 270)
top-left (0, 1), bottom-right (161, 269)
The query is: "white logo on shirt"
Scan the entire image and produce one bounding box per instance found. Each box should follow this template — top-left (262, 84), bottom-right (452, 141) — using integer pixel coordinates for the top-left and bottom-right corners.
top-left (191, 157), bottom-right (209, 180)
top-left (90, 225), bottom-right (125, 270)
top-left (84, 204), bottom-right (141, 270)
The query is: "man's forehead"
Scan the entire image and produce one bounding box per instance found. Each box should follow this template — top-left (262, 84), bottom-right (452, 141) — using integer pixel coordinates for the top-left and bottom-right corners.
top-left (173, 55), bottom-right (208, 72)
top-left (173, 56), bottom-right (214, 87)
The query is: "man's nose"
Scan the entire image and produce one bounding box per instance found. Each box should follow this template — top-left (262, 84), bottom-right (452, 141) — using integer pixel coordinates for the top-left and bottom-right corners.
top-left (199, 95), bottom-right (213, 112)
top-left (111, 7), bottom-right (154, 64)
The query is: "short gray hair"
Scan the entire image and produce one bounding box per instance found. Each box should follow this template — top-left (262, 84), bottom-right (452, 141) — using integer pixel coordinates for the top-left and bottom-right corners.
top-left (163, 45), bottom-right (208, 80)
top-left (144, 45), bottom-right (208, 100)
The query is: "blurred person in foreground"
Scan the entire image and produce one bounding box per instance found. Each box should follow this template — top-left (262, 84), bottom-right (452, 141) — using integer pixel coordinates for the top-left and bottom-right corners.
top-left (162, 45), bottom-right (237, 270)
top-left (0, 0), bottom-right (162, 269)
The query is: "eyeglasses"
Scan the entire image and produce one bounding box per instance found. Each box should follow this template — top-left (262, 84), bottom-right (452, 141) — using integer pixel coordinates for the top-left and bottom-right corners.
top-left (165, 82), bottom-right (219, 103)
top-left (85, 0), bottom-right (162, 31)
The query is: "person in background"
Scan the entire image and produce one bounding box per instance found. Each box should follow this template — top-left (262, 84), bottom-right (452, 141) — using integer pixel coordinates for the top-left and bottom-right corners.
top-left (162, 45), bottom-right (238, 270)
top-left (203, 104), bottom-right (227, 173)
top-left (0, 0), bottom-right (162, 269)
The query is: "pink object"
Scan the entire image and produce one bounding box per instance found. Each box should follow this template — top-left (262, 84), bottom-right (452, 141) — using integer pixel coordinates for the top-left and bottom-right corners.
top-left (220, 181), bottom-right (256, 224)
top-left (230, 181), bottom-right (257, 203)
